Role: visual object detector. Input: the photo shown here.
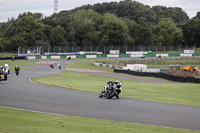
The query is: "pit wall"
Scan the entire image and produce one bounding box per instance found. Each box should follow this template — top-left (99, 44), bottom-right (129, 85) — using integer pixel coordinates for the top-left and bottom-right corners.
top-left (27, 54), bottom-right (200, 59)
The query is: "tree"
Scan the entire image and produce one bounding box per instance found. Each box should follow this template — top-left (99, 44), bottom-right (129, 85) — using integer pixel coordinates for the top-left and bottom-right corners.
top-left (152, 6), bottom-right (189, 24)
top-left (134, 17), bottom-right (153, 46)
top-left (194, 12), bottom-right (200, 20)
top-left (67, 9), bottom-right (102, 46)
top-left (99, 21), bottom-right (127, 46)
top-left (15, 15), bottom-right (44, 40)
top-left (121, 18), bottom-right (136, 45)
top-left (0, 37), bottom-right (4, 52)
top-left (153, 19), bottom-right (183, 46)
top-left (50, 25), bottom-right (67, 46)
top-left (180, 18), bottom-right (200, 47)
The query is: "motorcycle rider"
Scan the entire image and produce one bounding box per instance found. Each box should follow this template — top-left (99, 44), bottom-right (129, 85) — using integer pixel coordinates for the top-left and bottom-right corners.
top-left (4, 64), bottom-right (10, 74)
top-left (15, 65), bottom-right (20, 75)
top-left (101, 80), bottom-right (122, 99)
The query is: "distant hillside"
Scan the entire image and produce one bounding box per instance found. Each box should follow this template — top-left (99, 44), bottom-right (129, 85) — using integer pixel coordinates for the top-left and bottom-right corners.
top-left (73, 0), bottom-right (189, 24)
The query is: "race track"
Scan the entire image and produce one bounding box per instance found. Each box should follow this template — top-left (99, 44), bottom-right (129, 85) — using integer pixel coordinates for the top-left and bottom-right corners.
top-left (0, 60), bottom-right (200, 131)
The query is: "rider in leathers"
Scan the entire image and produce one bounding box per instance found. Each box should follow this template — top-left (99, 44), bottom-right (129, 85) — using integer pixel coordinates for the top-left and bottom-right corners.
top-left (103, 80), bottom-right (122, 99)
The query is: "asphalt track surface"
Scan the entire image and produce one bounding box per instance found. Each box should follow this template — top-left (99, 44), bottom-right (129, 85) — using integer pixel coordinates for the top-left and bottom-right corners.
top-left (1, 60), bottom-right (200, 131)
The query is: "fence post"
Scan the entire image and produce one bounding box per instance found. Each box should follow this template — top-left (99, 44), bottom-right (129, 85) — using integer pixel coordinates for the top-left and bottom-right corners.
top-left (42, 47), bottom-right (45, 55)
top-left (193, 45), bottom-right (196, 50)
top-left (133, 45), bottom-right (135, 51)
top-left (78, 46), bottom-right (80, 52)
top-left (48, 46), bottom-right (51, 53)
top-left (91, 46), bottom-right (93, 51)
top-left (59, 46), bottom-right (61, 53)
top-left (54, 46), bottom-right (56, 53)
top-left (39, 46), bottom-right (42, 55)
top-left (96, 46), bottom-right (99, 52)
top-left (18, 47), bottom-right (21, 55)
top-left (65, 46), bottom-right (67, 52)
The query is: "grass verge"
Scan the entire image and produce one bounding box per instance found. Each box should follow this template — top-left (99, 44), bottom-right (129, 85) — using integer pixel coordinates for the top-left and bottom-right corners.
top-left (0, 107), bottom-right (199, 133)
top-left (69, 60), bottom-right (113, 72)
top-left (0, 53), bottom-right (17, 57)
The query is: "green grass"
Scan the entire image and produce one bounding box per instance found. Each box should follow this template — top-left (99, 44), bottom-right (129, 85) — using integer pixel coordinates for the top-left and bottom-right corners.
top-left (0, 53), bottom-right (18, 57)
top-left (0, 61), bottom-right (37, 66)
top-left (101, 58), bottom-right (200, 68)
top-left (0, 107), bottom-right (199, 133)
top-left (0, 61), bottom-right (37, 72)
top-left (69, 60), bottom-right (113, 72)
top-left (33, 69), bottom-right (200, 107)
top-left (195, 48), bottom-right (200, 54)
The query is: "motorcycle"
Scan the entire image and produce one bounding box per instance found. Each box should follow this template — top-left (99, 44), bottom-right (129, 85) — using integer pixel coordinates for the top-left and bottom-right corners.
top-left (0, 66), bottom-right (7, 81)
top-left (99, 87), bottom-right (119, 99)
top-left (15, 70), bottom-right (19, 76)
top-left (0, 72), bottom-right (7, 81)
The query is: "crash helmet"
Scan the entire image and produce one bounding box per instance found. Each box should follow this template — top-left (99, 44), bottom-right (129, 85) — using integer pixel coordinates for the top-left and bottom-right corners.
top-left (116, 80), bottom-right (121, 88)
top-left (4, 64), bottom-right (9, 68)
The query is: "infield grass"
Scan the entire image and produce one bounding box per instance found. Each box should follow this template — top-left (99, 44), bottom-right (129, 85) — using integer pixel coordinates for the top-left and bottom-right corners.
top-left (0, 107), bottom-right (199, 133)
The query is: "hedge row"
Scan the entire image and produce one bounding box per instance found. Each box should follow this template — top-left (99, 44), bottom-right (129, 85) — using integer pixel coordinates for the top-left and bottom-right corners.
top-left (114, 69), bottom-right (200, 83)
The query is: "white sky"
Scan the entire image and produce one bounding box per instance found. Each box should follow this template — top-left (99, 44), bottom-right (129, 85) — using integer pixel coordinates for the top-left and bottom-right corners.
top-left (0, 0), bottom-right (199, 22)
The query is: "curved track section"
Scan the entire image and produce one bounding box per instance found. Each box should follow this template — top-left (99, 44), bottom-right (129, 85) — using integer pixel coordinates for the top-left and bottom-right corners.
top-left (0, 61), bottom-right (200, 131)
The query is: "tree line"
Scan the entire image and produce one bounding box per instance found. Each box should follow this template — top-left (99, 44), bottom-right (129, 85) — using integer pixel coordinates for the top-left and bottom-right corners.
top-left (0, 0), bottom-right (200, 52)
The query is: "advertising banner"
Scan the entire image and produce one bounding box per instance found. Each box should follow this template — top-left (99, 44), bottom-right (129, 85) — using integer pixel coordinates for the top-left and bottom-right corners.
top-left (184, 50), bottom-right (194, 54)
top-left (110, 50), bottom-right (119, 54)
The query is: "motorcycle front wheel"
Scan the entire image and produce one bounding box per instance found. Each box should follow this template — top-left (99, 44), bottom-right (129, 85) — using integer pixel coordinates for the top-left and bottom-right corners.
top-left (107, 89), bottom-right (116, 99)
top-left (99, 93), bottom-right (103, 98)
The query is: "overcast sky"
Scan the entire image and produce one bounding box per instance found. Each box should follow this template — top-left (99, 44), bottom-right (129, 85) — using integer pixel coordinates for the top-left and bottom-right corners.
top-left (0, 0), bottom-right (199, 22)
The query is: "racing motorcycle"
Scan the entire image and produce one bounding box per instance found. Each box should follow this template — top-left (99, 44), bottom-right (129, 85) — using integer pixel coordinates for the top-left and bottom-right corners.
top-left (15, 70), bottom-right (19, 76)
top-left (99, 83), bottom-right (119, 99)
top-left (0, 66), bottom-right (7, 81)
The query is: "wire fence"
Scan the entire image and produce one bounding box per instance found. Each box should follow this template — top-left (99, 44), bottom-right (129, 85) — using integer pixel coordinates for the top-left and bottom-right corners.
top-left (18, 45), bottom-right (196, 55)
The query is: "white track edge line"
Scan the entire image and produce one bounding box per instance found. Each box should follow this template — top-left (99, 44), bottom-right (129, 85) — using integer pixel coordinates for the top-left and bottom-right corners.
top-left (29, 78), bottom-right (38, 84)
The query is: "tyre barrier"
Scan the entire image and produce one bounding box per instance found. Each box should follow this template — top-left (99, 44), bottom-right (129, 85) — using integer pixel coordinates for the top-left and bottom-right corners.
top-left (0, 56), bottom-right (26, 60)
top-left (114, 69), bottom-right (200, 83)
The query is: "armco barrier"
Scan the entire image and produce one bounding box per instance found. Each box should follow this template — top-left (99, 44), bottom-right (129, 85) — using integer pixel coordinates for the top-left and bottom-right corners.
top-left (119, 54), bottom-right (131, 57)
top-left (97, 54), bottom-right (107, 58)
top-left (168, 54), bottom-right (180, 57)
top-left (114, 69), bottom-right (200, 83)
top-left (144, 54), bottom-right (156, 57)
top-left (76, 55), bottom-right (86, 58)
